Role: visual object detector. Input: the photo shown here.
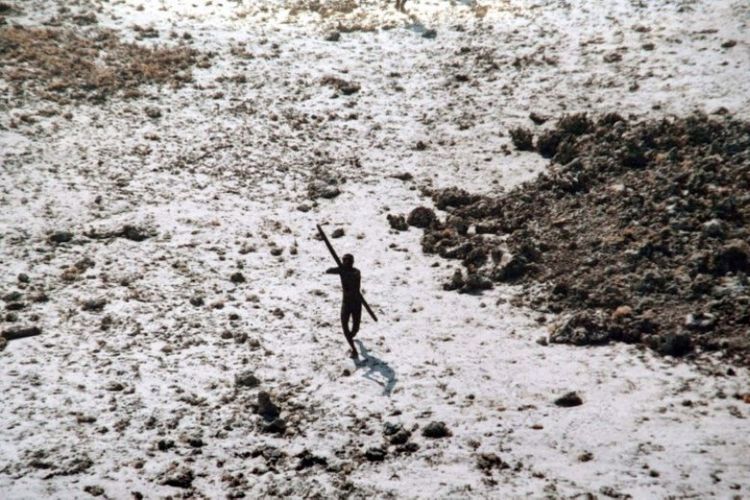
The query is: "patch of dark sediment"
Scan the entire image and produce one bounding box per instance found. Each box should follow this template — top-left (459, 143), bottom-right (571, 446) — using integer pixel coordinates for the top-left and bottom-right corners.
top-left (412, 112), bottom-right (750, 365)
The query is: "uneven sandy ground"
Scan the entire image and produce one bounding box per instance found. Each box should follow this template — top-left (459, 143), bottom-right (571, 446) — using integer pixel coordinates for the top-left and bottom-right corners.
top-left (1, 0), bottom-right (749, 498)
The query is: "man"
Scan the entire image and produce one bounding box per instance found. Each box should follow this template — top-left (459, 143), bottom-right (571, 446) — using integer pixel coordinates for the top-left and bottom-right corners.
top-left (325, 253), bottom-right (362, 358)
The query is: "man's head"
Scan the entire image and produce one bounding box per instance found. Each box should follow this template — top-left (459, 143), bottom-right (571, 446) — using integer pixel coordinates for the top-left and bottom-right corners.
top-left (342, 253), bottom-right (354, 268)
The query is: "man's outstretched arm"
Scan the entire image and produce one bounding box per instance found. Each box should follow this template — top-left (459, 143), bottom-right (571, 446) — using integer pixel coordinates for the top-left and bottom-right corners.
top-left (325, 267), bottom-right (341, 274)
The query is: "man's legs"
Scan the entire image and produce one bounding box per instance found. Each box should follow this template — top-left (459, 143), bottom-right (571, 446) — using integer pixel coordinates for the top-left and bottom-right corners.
top-left (340, 304), bottom-right (358, 356)
top-left (351, 302), bottom-right (362, 338)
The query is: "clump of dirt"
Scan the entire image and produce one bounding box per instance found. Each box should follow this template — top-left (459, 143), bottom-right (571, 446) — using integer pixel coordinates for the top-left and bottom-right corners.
top-left (0, 25), bottom-right (209, 104)
top-left (416, 112), bottom-right (750, 365)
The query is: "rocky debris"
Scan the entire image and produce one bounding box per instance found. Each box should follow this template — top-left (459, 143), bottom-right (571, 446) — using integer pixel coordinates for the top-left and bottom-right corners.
top-left (17, 273), bottom-right (29, 283)
top-left (0, 337), bottom-right (7, 351)
top-left (234, 370), bottom-right (260, 388)
top-left (2, 291), bottom-right (23, 302)
top-left (189, 295), bottom-right (204, 307)
top-left (413, 113), bottom-right (750, 364)
top-left (308, 179), bottom-right (341, 199)
top-left (364, 447), bottom-right (386, 462)
top-left (85, 224), bottom-right (155, 242)
top-left (83, 485), bottom-right (104, 497)
top-left (387, 214), bottom-right (408, 231)
top-left (652, 333), bottom-right (692, 357)
top-left (144, 106), bottom-right (161, 119)
top-left (509, 127), bottom-right (534, 151)
top-left (81, 298), bottom-right (107, 312)
top-left (476, 453), bottom-right (509, 474)
top-left (331, 228), bottom-right (345, 238)
top-left (421, 421), bottom-right (451, 438)
top-left (159, 464), bottom-right (194, 488)
top-left (554, 392), bottom-right (583, 407)
top-left (251, 445), bottom-right (286, 466)
top-left (230, 272), bottom-right (246, 284)
top-left (721, 40), bottom-right (737, 49)
top-left (529, 112), bottom-right (549, 125)
top-left (256, 391), bottom-right (280, 421)
top-left (422, 29), bottom-right (437, 39)
top-left (389, 428), bottom-right (412, 445)
top-left (320, 75), bottom-right (360, 95)
top-left (324, 31), bottom-right (340, 42)
top-left (261, 418), bottom-right (286, 434)
top-left (2, 325), bottom-right (42, 341)
top-left (407, 207), bottom-right (437, 228)
top-left (295, 449), bottom-right (327, 470)
top-left (49, 230), bottom-right (74, 244)
top-left (392, 172), bottom-right (413, 181)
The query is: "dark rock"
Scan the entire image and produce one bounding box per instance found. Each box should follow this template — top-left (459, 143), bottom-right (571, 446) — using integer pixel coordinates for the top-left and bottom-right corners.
top-left (49, 231), bottom-right (74, 244)
top-left (81, 298), bottom-right (107, 312)
top-left (257, 391), bottom-right (280, 420)
top-left (144, 106), bottom-right (162, 119)
top-left (422, 29), bottom-right (437, 39)
top-left (383, 422), bottom-right (402, 436)
top-left (654, 333), bottom-right (692, 356)
top-left (414, 140), bottom-right (428, 151)
top-left (2, 325), bottom-right (42, 341)
top-left (83, 485), bottom-right (104, 497)
top-left (365, 447), bottom-right (386, 462)
top-left (295, 449), bottom-right (327, 469)
top-left (422, 421), bottom-right (451, 438)
top-left (2, 291), bottom-right (22, 302)
top-left (509, 127), bottom-right (534, 151)
top-left (461, 273), bottom-right (493, 293)
top-left (710, 240), bottom-right (750, 275)
top-left (492, 255), bottom-right (528, 282)
top-left (119, 225), bottom-right (154, 242)
top-left (407, 207), bottom-right (438, 228)
top-left (536, 129), bottom-right (562, 158)
top-left (389, 429), bottom-right (411, 445)
top-left (234, 370), bottom-right (260, 388)
top-left (684, 312), bottom-right (716, 332)
top-left (554, 392), bottom-right (583, 407)
top-left (476, 453), bottom-right (509, 473)
top-left (17, 273), bottom-right (29, 283)
top-left (308, 180), bottom-right (340, 200)
top-left (331, 228), bottom-right (345, 238)
top-left (529, 112), bottom-right (549, 125)
top-left (721, 40), bottom-right (737, 49)
top-left (443, 269), bottom-right (464, 291)
top-left (160, 466), bottom-right (194, 488)
top-left (392, 172), bottom-right (414, 181)
top-left (156, 439), bottom-right (175, 451)
top-left (189, 295), bottom-right (204, 307)
top-left (230, 272), bottom-right (246, 284)
top-left (550, 312), bottom-right (611, 346)
top-left (434, 187), bottom-right (479, 210)
top-left (394, 442), bottom-right (420, 454)
top-left (325, 31), bottom-right (341, 42)
top-left (261, 418), bottom-right (286, 434)
top-left (387, 214), bottom-right (408, 231)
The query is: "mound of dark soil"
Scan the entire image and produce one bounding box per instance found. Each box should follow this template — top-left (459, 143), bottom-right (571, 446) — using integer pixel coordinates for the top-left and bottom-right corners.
top-left (416, 112), bottom-right (750, 365)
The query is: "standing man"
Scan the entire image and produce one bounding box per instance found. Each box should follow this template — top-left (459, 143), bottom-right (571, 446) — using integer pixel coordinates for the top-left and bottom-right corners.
top-left (325, 253), bottom-right (362, 358)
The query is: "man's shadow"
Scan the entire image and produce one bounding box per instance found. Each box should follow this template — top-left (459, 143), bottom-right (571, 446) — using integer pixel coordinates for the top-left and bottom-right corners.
top-left (354, 340), bottom-right (397, 396)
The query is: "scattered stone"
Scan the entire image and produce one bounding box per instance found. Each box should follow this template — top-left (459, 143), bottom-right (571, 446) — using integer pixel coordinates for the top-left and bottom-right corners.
top-left (685, 312), bottom-right (716, 332)
top-left (721, 40), bottom-right (737, 49)
top-left (308, 180), bottom-right (341, 199)
top-left (81, 298), bottom-right (107, 312)
top-left (550, 312), bottom-right (611, 346)
top-left (189, 295), bottom-right (204, 307)
top-left (261, 418), bottom-right (286, 434)
top-left (2, 291), bottom-right (22, 302)
top-left (325, 31), bottom-right (341, 42)
top-left (389, 428), bottom-right (411, 445)
top-left (476, 453), bottom-right (508, 474)
top-left (83, 485), bottom-right (104, 497)
top-left (422, 29), bottom-right (437, 39)
top-left (387, 214), bottom-right (408, 231)
top-left (256, 391), bottom-right (280, 420)
top-left (17, 273), bottom-right (29, 283)
top-left (407, 207), bottom-right (437, 228)
top-left (529, 112), bottom-right (549, 125)
top-left (230, 272), bottom-right (246, 284)
top-left (422, 421), bottom-right (451, 438)
top-left (365, 447), bottom-right (386, 462)
top-left (392, 172), bottom-right (413, 181)
top-left (234, 370), bottom-right (260, 388)
top-left (160, 465), bottom-right (194, 488)
top-left (509, 127), bottom-right (534, 151)
top-left (119, 224), bottom-right (154, 242)
top-left (144, 106), bottom-right (162, 118)
top-left (2, 325), bottom-right (42, 341)
top-left (295, 449), bottom-right (327, 469)
top-left (654, 333), bottom-right (692, 357)
top-left (554, 392), bottom-right (583, 407)
top-left (331, 228), bottom-right (345, 238)
top-left (49, 231), bottom-right (74, 244)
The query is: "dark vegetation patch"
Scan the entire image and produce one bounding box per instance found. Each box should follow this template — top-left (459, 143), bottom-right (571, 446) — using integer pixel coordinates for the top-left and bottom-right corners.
top-left (415, 112), bottom-right (750, 365)
top-left (0, 25), bottom-right (209, 104)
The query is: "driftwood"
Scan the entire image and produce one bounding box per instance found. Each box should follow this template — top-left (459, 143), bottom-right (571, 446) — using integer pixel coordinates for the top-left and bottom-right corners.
top-left (2, 325), bottom-right (43, 341)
